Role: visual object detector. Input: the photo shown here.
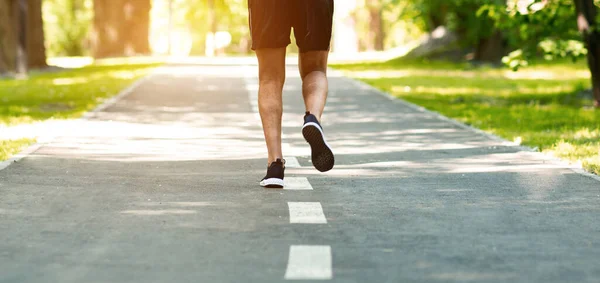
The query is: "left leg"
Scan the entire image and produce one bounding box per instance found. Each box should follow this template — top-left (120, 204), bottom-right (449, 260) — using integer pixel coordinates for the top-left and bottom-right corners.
top-left (248, 0), bottom-right (293, 187)
top-left (256, 48), bottom-right (287, 165)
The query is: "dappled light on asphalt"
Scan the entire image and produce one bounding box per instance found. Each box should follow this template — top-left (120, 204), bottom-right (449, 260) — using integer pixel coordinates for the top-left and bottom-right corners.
top-left (44, 116), bottom-right (267, 162)
top-left (3, 64), bottom-right (600, 282)
top-left (430, 272), bottom-right (517, 281)
top-left (121, 209), bottom-right (198, 215)
top-left (24, 64), bottom-right (585, 179)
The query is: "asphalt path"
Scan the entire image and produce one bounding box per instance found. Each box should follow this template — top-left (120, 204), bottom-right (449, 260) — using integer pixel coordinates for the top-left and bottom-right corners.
top-left (1, 63), bottom-right (599, 283)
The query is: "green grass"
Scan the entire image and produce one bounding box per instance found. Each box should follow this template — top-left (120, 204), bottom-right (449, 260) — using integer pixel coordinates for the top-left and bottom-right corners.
top-left (0, 61), bottom-right (160, 161)
top-left (0, 62), bottom-right (160, 126)
top-left (0, 138), bottom-right (36, 161)
top-left (332, 59), bottom-right (600, 175)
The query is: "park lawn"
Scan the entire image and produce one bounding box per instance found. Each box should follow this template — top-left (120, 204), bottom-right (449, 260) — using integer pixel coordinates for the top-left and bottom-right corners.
top-left (0, 61), bottom-right (161, 161)
top-left (0, 138), bottom-right (36, 161)
top-left (332, 59), bottom-right (600, 175)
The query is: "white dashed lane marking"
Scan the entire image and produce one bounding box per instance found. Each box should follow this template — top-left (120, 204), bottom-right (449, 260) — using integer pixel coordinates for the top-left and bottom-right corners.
top-left (284, 177), bottom-right (313, 190)
top-left (285, 157), bottom-right (301, 168)
top-left (246, 66), bottom-right (333, 280)
top-left (285, 245), bottom-right (333, 280)
top-left (288, 202), bottom-right (327, 224)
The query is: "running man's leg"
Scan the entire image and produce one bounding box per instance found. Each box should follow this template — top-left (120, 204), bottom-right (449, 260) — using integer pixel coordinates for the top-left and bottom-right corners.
top-left (299, 51), bottom-right (329, 121)
top-left (292, 0), bottom-right (333, 121)
top-left (249, 0), bottom-right (292, 165)
top-left (256, 48), bottom-right (287, 164)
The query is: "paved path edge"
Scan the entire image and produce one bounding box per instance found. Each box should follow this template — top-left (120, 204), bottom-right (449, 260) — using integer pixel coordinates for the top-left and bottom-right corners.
top-left (331, 69), bottom-right (600, 182)
top-left (0, 67), bottom-right (161, 172)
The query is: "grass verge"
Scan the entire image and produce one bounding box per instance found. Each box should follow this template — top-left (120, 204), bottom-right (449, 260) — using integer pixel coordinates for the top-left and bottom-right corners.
top-left (332, 59), bottom-right (600, 175)
top-left (0, 138), bottom-right (36, 161)
top-left (0, 60), bottom-right (160, 161)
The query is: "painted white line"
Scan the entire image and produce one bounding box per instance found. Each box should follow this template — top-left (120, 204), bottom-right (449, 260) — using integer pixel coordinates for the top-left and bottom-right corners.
top-left (284, 177), bottom-right (313, 191)
top-left (288, 202), bottom-right (327, 224)
top-left (286, 157), bottom-right (301, 168)
top-left (285, 245), bottom-right (332, 280)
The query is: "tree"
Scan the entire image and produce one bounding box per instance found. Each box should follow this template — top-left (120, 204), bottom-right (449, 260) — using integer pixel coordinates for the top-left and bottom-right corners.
top-left (15, 0), bottom-right (27, 75)
top-left (124, 0), bottom-right (151, 54)
top-left (183, 0), bottom-right (228, 55)
top-left (27, 0), bottom-right (47, 68)
top-left (574, 0), bottom-right (600, 107)
top-left (483, 0), bottom-right (599, 107)
top-left (91, 0), bottom-right (151, 58)
top-left (0, 0), bottom-right (28, 75)
top-left (43, 0), bottom-right (93, 57)
top-left (391, 0), bottom-right (508, 62)
top-left (354, 0), bottom-right (386, 51)
top-left (0, 0), bottom-right (17, 73)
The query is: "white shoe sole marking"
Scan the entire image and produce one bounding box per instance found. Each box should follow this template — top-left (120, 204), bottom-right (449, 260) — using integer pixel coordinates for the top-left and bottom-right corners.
top-left (260, 178), bottom-right (284, 187)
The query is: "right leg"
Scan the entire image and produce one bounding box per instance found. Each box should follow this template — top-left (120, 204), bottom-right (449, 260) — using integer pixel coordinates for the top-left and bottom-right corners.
top-left (298, 52), bottom-right (335, 172)
top-left (293, 0), bottom-right (335, 172)
top-left (292, 0), bottom-right (333, 120)
top-left (299, 51), bottom-right (329, 121)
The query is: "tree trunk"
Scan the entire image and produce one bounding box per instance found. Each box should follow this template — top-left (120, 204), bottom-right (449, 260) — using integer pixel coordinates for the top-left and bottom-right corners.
top-left (27, 0), bottom-right (46, 69)
top-left (368, 7), bottom-right (384, 51)
top-left (574, 0), bottom-right (600, 107)
top-left (0, 0), bottom-right (17, 73)
top-left (92, 0), bottom-right (127, 58)
top-left (124, 0), bottom-right (151, 54)
top-left (206, 0), bottom-right (218, 56)
top-left (92, 0), bottom-right (151, 58)
top-left (473, 31), bottom-right (505, 63)
top-left (15, 0), bottom-right (27, 76)
top-left (427, 3), bottom-right (448, 32)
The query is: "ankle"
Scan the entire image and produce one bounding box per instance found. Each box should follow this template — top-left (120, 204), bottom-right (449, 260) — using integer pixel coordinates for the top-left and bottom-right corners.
top-left (268, 157), bottom-right (284, 165)
top-left (305, 111), bottom-right (321, 122)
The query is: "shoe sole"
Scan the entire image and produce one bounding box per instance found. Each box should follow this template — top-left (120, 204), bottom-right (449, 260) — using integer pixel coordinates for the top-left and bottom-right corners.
top-left (302, 122), bottom-right (334, 172)
top-left (260, 178), bottom-right (284, 188)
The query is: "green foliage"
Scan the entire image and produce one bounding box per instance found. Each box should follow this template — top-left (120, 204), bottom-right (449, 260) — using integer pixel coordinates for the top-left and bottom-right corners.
top-left (335, 60), bottom-right (600, 175)
top-left (179, 0), bottom-right (249, 54)
top-left (481, 0), bottom-right (583, 69)
top-left (391, 0), bottom-right (503, 47)
top-left (42, 0), bottom-right (93, 56)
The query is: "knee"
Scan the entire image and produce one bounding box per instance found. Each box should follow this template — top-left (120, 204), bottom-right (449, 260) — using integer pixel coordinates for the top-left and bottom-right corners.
top-left (300, 67), bottom-right (327, 81)
top-left (259, 78), bottom-right (283, 93)
top-left (259, 69), bottom-right (285, 85)
top-left (259, 75), bottom-right (283, 85)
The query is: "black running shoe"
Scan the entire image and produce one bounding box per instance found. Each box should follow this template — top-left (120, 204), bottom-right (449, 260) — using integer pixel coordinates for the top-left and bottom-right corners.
top-left (260, 159), bottom-right (285, 188)
top-left (302, 112), bottom-right (334, 172)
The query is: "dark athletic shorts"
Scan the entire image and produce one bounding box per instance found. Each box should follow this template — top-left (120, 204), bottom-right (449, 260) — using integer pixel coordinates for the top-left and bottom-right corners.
top-left (248, 0), bottom-right (334, 52)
